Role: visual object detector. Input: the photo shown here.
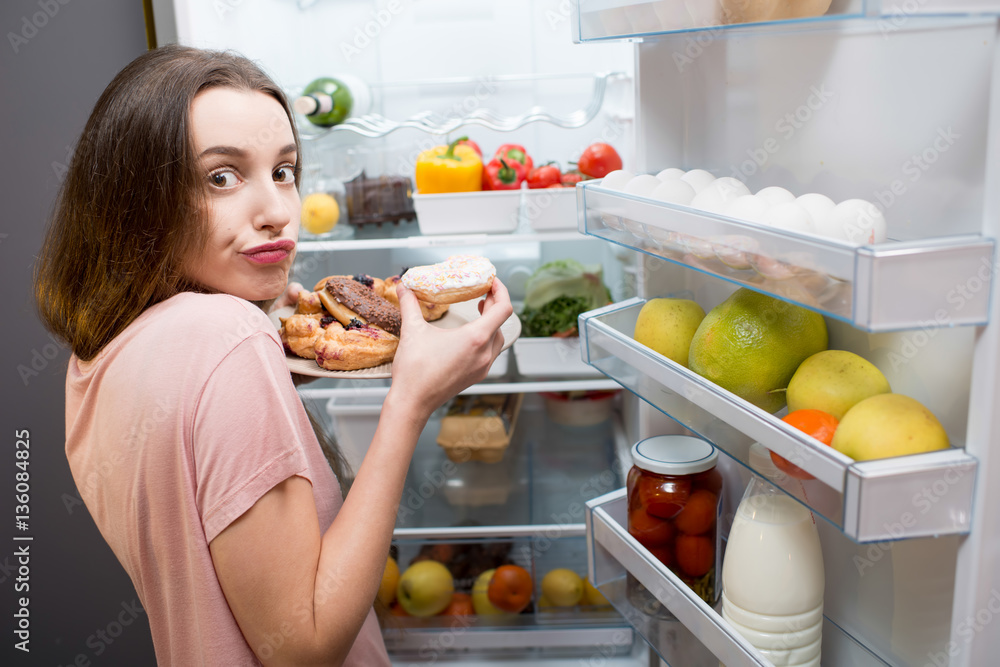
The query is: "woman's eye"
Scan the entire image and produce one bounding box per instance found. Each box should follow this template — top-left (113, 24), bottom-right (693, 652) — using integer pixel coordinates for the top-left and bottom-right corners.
top-left (209, 170), bottom-right (239, 188)
top-left (274, 166), bottom-right (296, 183)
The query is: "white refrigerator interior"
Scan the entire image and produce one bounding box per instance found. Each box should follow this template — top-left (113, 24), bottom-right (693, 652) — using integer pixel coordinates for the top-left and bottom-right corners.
top-left (152, 0), bottom-right (1000, 665)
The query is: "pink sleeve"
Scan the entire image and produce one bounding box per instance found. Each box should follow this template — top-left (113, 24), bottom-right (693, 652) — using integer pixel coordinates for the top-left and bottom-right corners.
top-left (192, 331), bottom-right (313, 543)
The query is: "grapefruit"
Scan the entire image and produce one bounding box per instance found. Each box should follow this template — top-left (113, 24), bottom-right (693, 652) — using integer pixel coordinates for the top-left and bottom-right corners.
top-left (688, 288), bottom-right (828, 413)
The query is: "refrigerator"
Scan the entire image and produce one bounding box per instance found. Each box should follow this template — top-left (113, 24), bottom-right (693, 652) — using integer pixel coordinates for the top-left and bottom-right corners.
top-left (128, 0), bottom-right (1000, 665)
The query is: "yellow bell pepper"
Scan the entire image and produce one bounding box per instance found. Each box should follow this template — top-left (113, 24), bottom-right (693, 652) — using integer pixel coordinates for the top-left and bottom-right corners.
top-left (415, 136), bottom-right (482, 194)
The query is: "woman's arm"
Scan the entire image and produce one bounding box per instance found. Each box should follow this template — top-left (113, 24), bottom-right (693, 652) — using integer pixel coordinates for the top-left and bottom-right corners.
top-left (210, 279), bottom-right (512, 665)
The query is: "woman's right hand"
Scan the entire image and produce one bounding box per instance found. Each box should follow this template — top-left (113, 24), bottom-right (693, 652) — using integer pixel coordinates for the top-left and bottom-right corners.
top-left (388, 278), bottom-right (513, 422)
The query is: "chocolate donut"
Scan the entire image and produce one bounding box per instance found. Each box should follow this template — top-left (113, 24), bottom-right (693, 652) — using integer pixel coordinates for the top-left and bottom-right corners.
top-left (322, 276), bottom-right (401, 336)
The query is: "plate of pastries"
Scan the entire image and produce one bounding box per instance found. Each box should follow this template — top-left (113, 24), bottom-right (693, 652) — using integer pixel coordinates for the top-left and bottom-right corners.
top-left (272, 255), bottom-right (521, 378)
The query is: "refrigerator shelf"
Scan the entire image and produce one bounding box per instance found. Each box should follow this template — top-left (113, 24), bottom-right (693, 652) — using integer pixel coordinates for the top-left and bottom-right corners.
top-left (578, 298), bottom-right (978, 542)
top-left (586, 488), bottom-right (893, 666)
top-left (573, 0), bottom-right (1000, 42)
top-left (578, 183), bottom-right (995, 332)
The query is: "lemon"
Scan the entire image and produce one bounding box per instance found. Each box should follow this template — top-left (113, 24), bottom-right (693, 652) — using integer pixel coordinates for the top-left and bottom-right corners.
top-left (301, 192), bottom-right (340, 234)
top-left (583, 577), bottom-right (612, 607)
top-left (688, 288), bottom-right (828, 413)
top-left (541, 568), bottom-right (584, 607)
top-left (378, 555), bottom-right (399, 606)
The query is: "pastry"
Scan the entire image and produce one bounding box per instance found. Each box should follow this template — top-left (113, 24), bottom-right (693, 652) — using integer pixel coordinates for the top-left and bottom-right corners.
top-left (313, 319), bottom-right (398, 371)
top-left (318, 276), bottom-right (402, 336)
top-left (400, 255), bottom-right (496, 304)
top-left (383, 274), bottom-right (449, 322)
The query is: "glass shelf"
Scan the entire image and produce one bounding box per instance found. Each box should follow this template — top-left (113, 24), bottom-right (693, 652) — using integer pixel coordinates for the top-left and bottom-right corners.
top-left (586, 488), bottom-right (893, 666)
top-left (573, 0), bottom-right (1000, 42)
top-left (578, 298), bottom-right (978, 542)
top-left (577, 183), bottom-right (995, 332)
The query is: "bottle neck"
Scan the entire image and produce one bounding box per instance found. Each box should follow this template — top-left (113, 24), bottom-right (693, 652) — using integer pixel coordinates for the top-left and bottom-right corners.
top-left (293, 93), bottom-right (334, 117)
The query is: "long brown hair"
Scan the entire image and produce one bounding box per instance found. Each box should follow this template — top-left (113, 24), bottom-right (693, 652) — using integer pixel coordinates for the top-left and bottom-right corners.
top-left (35, 44), bottom-right (302, 362)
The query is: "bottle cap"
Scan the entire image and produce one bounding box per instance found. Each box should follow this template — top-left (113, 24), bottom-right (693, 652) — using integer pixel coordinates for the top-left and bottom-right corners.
top-left (631, 435), bottom-right (718, 476)
top-left (293, 95), bottom-right (320, 116)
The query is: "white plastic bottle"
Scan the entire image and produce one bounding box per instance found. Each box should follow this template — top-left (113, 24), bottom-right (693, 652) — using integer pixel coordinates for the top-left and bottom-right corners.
top-left (721, 477), bottom-right (825, 666)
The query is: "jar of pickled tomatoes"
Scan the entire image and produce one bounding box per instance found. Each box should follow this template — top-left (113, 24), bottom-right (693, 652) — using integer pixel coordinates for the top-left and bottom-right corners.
top-left (626, 435), bottom-right (722, 618)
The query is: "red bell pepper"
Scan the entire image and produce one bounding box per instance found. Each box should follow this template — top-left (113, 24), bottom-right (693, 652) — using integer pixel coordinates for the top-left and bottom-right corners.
top-left (482, 158), bottom-right (526, 191)
top-left (494, 144), bottom-right (533, 173)
top-left (527, 163), bottom-right (562, 189)
top-left (457, 138), bottom-right (482, 157)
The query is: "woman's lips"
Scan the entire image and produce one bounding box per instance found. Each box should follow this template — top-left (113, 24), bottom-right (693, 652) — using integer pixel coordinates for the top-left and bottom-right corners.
top-left (242, 240), bottom-right (295, 265)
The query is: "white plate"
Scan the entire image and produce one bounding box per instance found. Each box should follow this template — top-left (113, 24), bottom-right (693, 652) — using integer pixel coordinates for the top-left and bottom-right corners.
top-left (270, 300), bottom-right (521, 379)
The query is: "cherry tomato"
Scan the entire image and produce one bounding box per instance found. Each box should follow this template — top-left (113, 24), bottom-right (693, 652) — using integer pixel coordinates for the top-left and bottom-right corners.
top-left (673, 490), bottom-right (717, 536)
top-left (560, 171), bottom-right (584, 186)
top-left (527, 163), bottom-right (562, 189)
top-left (675, 535), bottom-right (714, 578)
top-left (646, 545), bottom-right (674, 568)
top-left (770, 409), bottom-right (839, 480)
top-left (637, 476), bottom-right (691, 520)
top-left (577, 143), bottom-right (622, 179)
top-left (628, 506), bottom-right (674, 548)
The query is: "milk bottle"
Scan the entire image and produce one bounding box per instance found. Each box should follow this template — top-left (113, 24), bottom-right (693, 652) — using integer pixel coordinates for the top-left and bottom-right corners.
top-left (721, 477), bottom-right (825, 666)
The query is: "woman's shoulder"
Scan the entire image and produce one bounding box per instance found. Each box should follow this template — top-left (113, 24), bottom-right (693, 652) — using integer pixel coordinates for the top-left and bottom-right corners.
top-left (145, 292), bottom-right (277, 346)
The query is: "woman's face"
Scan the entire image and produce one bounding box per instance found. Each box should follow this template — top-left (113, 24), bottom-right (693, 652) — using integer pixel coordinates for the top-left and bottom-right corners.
top-left (184, 87), bottom-right (300, 302)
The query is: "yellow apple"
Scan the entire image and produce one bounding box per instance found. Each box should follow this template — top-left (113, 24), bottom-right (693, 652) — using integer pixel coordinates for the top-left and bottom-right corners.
top-left (831, 393), bottom-right (949, 461)
top-left (633, 298), bottom-right (706, 367)
top-left (396, 560), bottom-right (454, 617)
top-left (787, 350), bottom-right (890, 420)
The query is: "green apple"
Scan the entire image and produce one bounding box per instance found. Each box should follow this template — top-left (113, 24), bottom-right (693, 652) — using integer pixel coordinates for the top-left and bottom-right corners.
top-left (786, 350), bottom-right (890, 420)
top-left (633, 298), bottom-right (706, 367)
top-left (831, 393), bottom-right (949, 461)
top-left (396, 560), bottom-right (454, 617)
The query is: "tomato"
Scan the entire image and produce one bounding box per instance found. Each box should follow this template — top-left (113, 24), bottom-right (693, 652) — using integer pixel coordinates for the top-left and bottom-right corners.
top-left (441, 592), bottom-right (474, 616)
top-left (577, 143), bottom-right (622, 179)
top-left (637, 476), bottom-right (691, 520)
top-left (770, 409), bottom-right (839, 480)
top-left (673, 490), bottom-right (717, 536)
top-left (457, 139), bottom-right (482, 157)
top-left (628, 506), bottom-right (674, 547)
top-left (560, 171), bottom-right (584, 186)
top-left (487, 564), bottom-right (534, 613)
top-left (646, 545), bottom-right (674, 568)
top-left (527, 163), bottom-right (562, 189)
top-left (675, 535), bottom-right (714, 578)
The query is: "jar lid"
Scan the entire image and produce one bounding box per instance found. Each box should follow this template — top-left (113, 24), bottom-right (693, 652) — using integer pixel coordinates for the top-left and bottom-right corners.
top-left (631, 435), bottom-right (718, 476)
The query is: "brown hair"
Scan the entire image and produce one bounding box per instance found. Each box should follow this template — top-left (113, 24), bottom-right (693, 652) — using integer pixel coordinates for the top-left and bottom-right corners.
top-left (35, 44), bottom-right (302, 362)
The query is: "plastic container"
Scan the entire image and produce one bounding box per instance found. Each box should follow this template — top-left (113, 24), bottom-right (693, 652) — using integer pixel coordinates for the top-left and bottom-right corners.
top-left (722, 477), bottom-right (825, 667)
top-left (512, 337), bottom-right (600, 377)
top-left (540, 390), bottom-right (619, 426)
top-left (523, 187), bottom-right (577, 231)
top-left (626, 435), bottom-right (722, 618)
top-left (413, 189), bottom-right (521, 235)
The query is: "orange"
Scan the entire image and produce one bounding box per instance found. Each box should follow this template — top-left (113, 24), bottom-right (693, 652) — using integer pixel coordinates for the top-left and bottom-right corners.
top-left (487, 565), bottom-right (533, 613)
top-left (770, 409), bottom-right (839, 480)
top-left (440, 592), bottom-right (474, 616)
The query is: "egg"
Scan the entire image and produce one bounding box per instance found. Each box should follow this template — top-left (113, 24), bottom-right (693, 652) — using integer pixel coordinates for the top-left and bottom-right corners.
top-left (756, 186), bottom-right (797, 207)
top-left (725, 194), bottom-right (770, 224)
top-left (650, 178), bottom-right (696, 206)
top-left (680, 169), bottom-right (717, 194)
top-left (765, 202), bottom-right (815, 234)
top-left (828, 199), bottom-right (888, 245)
top-left (656, 167), bottom-right (686, 181)
top-left (796, 193), bottom-right (837, 233)
top-left (600, 169), bottom-right (635, 191)
top-left (623, 174), bottom-right (663, 197)
top-left (652, 0), bottom-right (695, 29)
top-left (690, 177), bottom-right (751, 214)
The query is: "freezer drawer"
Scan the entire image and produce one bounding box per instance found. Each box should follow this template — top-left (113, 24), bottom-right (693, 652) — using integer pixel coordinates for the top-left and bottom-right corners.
top-left (586, 488), bottom-right (893, 666)
top-left (577, 183), bottom-right (995, 332)
top-left (578, 298), bottom-right (978, 542)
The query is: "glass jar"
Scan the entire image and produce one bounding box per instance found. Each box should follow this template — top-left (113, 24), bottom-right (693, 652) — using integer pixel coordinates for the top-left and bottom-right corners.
top-left (626, 435), bottom-right (722, 618)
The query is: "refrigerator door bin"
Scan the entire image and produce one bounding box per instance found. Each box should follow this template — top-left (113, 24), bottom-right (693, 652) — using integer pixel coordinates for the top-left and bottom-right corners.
top-left (586, 488), bottom-right (893, 666)
top-left (578, 183), bottom-right (995, 332)
top-left (578, 298), bottom-right (978, 542)
top-left (572, 0), bottom-right (1000, 42)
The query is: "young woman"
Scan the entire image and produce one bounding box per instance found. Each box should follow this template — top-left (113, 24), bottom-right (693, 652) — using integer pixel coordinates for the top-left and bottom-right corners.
top-left (35, 44), bottom-right (512, 665)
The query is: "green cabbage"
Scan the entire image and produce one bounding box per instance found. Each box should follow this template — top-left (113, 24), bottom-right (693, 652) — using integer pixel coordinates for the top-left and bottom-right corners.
top-left (519, 259), bottom-right (611, 337)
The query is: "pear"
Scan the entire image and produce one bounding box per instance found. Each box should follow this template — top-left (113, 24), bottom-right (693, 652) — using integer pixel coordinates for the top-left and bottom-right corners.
top-left (633, 298), bottom-right (706, 368)
top-left (786, 350), bottom-right (890, 420)
top-left (831, 394), bottom-right (949, 461)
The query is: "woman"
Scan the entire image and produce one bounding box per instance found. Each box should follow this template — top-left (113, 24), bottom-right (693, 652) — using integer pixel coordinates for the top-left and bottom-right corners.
top-left (35, 44), bottom-right (511, 665)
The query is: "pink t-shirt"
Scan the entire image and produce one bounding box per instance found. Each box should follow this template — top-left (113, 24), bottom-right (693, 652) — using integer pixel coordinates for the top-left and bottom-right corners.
top-left (64, 292), bottom-right (389, 666)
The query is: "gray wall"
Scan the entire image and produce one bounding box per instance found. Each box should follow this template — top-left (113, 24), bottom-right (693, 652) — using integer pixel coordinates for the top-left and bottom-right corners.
top-left (1, 1), bottom-right (156, 664)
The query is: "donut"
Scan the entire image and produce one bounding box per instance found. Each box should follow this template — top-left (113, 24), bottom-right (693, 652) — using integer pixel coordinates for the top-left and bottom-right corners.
top-left (383, 275), bottom-right (449, 322)
top-left (319, 276), bottom-right (402, 336)
top-left (280, 313), bottom-right (326, 359)
top-left (313, 274), bottom-right (385, 298)
top-left (313, 319), bottom-right (399, 371)
top-left (399, 255), bottom-right (496, 304)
